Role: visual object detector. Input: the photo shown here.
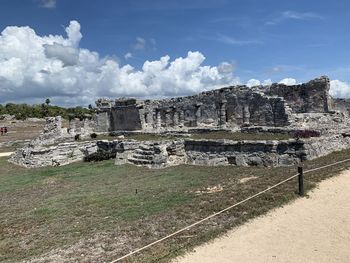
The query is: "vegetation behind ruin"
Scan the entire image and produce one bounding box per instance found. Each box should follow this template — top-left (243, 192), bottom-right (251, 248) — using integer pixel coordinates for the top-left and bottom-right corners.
top-left (0, 102), bottom-right (94, 120)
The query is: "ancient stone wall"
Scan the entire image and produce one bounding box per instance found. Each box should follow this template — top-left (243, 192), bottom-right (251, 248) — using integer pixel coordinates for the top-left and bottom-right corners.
top-left (184, 139), bottom-right (303, 166)
top-left (95, 77), bottom-right (333, 132)
top-left (139, 88), bottom-right (290, 131)
top-left (30, 116), bottom-right (65, 146)
top-left (110, 99), bottom-right (142, 131)
top-left (95, 111), bottom-right (110, 132)
top-left (334, 98), bottom-right (350, 116)
top-left (302, 135), bottom-right (350, 160)
top-left (268, 76), bottom-right (333, 113)
top-left (69, 116), bottom-right (96, 137)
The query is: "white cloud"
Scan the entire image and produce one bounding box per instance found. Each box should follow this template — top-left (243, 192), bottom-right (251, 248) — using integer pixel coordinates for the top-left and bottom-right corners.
top-left (124, 52), bottom-right (133, 60)
top-left (39, 0), bottom-right (56, 9)
top-left (266, 11), bottom-right (322, 25)
top-left (43, 43), bottom-right (79, 66)
top-left (282, 11), bottom-right (322, 20)
top-left (279, 78), bottom-right (297, 85)
top-left (131, 37), bottom-right (156, 52)
top-left (246, 78), bottom-right (272, 87)
top-left (330, 80), bottom-right (350, 98)
top-left (0, 21), bottom-right (239, 106)
top-left (134, 37), bottom-right (146, 50)
top-left (262, 79), bottom-right (272, 85)
top-left (246, 79), bottom-right (261, 87)
top-left (217, 34), bottom-right (263, 46)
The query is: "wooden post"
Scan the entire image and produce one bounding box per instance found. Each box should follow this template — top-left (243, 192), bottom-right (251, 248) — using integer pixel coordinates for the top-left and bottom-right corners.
top-left (298, 166), bottom-right (304, 196)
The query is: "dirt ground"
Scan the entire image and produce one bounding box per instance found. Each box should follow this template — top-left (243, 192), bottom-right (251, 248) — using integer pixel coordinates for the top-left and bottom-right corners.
top-left (0, 152), bottom-right (12, 157)
top-left (0, 119), bottom-right (45, 143)
top-left (175, 170), bottom-right (350, 263)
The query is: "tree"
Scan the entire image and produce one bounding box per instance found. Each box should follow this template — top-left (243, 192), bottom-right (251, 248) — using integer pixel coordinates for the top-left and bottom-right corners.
top-left (45, 98), bottom-right (51, 106)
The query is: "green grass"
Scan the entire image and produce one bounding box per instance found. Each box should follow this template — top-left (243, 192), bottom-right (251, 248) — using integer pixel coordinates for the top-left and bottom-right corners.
top-left (84, 131), bottom-right (291, 142)
top-left (190, 131), bottom-right (291, 141)
top-left (1, 148), bottom-right (350, 262)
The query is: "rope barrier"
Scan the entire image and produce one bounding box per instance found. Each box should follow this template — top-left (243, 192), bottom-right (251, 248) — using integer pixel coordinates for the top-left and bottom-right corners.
top-left (110, 158), bottom-right (350, 262)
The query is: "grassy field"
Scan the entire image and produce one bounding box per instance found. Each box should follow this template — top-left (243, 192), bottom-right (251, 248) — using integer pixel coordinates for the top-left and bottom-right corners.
top-left (91, 131), bottom-right (291, 142)
top-left (1, 149), bottom-right (350, 262)
top-left (190, 131), bottom-right (291, 141)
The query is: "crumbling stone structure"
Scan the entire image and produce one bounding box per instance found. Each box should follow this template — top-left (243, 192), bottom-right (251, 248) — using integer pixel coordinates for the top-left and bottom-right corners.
top-left (95, 76), bottom-right (333, 132)
top-left (68, 114), bottom-right (96, 138)
top-left (10, 76), bottom-right (350, 169)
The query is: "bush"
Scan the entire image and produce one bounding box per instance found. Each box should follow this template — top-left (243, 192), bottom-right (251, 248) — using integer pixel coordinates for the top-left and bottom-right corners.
top-left (74, 134), bottom-right (81, 141)
top-left (293, 129), bottom-right (321, 139)
top-left (90, 133), bottom-right (98, 139)
top-left (0, 102), bottom-right (94, 120)
top-left (84, 150), bottom-right (116, 162)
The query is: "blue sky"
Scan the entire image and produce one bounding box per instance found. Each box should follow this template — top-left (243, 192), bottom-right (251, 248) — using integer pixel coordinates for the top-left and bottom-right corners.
top-left (0, 0), bottom-right (350, 106)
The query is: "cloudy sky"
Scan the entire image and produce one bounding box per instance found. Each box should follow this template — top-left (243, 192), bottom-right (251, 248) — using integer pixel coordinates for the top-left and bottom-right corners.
top-left (1, 0), bottom-right (350, 106)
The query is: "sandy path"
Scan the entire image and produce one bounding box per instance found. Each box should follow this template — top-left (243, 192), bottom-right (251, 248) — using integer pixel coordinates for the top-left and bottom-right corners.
top-left (175, 170), bottom-right (350, 263)
top-left (0, 152), bottom-right (13, 157)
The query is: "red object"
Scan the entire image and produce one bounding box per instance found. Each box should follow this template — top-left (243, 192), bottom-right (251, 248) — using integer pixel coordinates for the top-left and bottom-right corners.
top-left (0, 127), bottom-right (7, 135)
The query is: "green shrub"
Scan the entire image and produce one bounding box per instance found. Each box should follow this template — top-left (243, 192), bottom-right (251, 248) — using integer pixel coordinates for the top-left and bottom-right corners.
top-left (84, 150), bottom-right (116, 162)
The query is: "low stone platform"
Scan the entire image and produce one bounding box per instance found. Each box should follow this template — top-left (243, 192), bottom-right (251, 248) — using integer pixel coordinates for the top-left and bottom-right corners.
top-left (9, 133), bottom-right (350, 169)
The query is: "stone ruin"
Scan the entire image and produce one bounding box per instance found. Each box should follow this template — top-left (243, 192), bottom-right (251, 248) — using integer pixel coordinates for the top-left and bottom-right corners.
top-left (95, 76), bottom-right (333, 132)
top-left (9, 76), bottom-right (350, 168)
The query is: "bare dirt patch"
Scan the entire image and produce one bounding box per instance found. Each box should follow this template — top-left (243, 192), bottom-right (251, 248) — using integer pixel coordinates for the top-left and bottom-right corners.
top-left (239, 176), bottom-right (258, 183)
top-left (194, 185), bottom-right (224, 195)
top-left (0, 119), bottom-right (45, 143)
top-left (0, 152), bottom-right (13, 157)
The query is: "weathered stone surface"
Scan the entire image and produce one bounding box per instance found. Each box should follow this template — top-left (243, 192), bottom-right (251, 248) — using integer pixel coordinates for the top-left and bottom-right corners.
top-left (30, 116), bottom-right (66, 146)
top-left (95, 77), bottom-right (335, 133)
top-left (302, 135), bottom-right (350, 160)
top-left (9, 141), bottom-right (98, 168)
top-left (9, 133), bottom-right (350, 168)
top-left (68, 116), bottom-right (96, 139)
top-left (114, 140), bottom-right (186, 169)
top-left (185, 139), bottom-right (300, 167)
top-left (268, 76), bottom-right (333, 113)
top-left (289, 112), bottom-right (350, 135)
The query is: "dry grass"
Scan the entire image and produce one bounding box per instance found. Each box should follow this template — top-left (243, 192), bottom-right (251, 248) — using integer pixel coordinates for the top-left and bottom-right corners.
top-left (0, 120), bottom-right (45, 143)
top-left (86, 131), bottom-right (291, 142)
top-left (190, 131), bottom-right (291, 141)
top-left (1, 148), bottom-right (350, 262)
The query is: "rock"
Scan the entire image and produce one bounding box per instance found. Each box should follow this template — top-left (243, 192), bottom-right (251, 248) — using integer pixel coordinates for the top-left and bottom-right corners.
top-left (0, 114), bottom-right (15, 121)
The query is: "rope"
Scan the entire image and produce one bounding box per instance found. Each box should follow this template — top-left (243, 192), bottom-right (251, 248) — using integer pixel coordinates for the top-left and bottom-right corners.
top-left (303, 158), bottom-right (350, 174)
top-left (110, 158), bottom-right (350, 262)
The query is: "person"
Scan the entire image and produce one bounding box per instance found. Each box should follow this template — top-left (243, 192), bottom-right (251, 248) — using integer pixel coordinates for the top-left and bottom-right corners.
top-left (0, 127), bottom-right (3, 135)
top-left (4, 127), bottom-right (8, 134)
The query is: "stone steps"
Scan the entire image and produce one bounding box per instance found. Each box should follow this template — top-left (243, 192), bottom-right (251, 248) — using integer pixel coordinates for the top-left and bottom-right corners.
top-left (128, 157), bottom-right (153, 165)
top-left (139, 144), bottom-right (154, 151)
top-left (128, 143), bottom-right (157, 166)
top-left (135, 149), bottom-right (154, 155)
top-left (132, 153), bottom-right (154, 161)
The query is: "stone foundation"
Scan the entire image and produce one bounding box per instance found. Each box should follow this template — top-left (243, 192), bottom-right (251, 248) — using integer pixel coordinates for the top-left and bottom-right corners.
top-left (9, 141), bottom-right (98, 168)
top-left (10, 134), bottom-right (350, 169)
